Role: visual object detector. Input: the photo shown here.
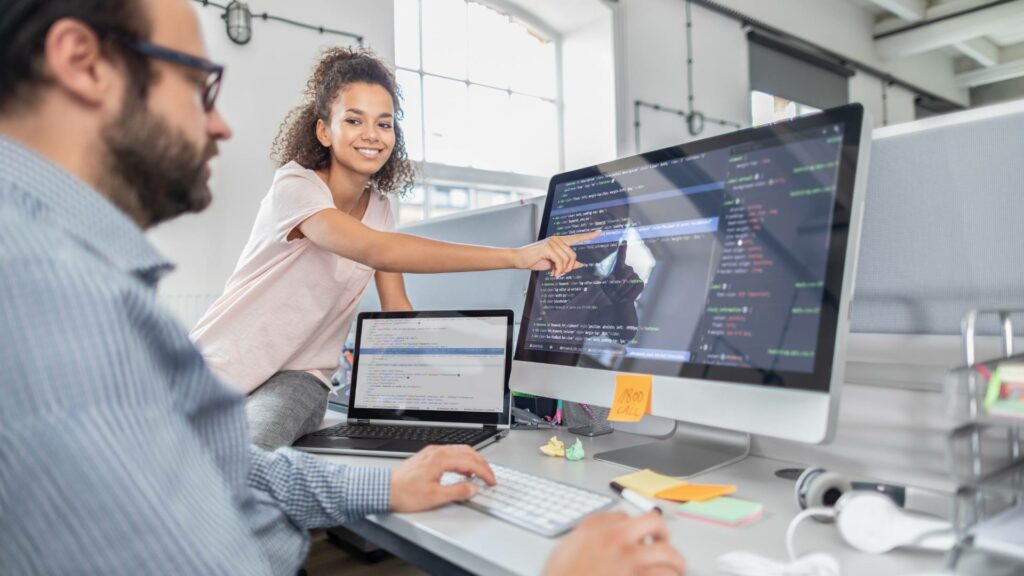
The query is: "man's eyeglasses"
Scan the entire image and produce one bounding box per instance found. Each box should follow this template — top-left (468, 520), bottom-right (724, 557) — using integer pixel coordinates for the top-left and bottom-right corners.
top-left (114, 37), bottom-right (224, 112)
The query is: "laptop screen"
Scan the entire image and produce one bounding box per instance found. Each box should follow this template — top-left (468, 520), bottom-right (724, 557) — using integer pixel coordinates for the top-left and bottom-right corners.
top-left (348, 310), bottom-right (512, 426)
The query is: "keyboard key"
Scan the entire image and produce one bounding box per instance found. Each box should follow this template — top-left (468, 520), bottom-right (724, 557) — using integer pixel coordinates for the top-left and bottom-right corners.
top-left (314, 424), bottom-right (492, 444)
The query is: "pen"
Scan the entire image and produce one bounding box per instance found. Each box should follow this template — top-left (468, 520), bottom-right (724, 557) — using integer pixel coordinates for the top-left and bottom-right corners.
top-left (610, 481), bottom-right (663, 515)
top-left (580, 403), bottom-right (597, 421)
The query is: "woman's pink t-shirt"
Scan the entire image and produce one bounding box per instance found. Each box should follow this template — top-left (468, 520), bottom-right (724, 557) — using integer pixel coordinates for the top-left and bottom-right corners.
top-left (191, 161), bottom-right (393, 394)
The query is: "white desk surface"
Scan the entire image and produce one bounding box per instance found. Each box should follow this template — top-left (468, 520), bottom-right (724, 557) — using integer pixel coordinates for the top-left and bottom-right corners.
top-left (315, 421), bottom-right (1015, 576)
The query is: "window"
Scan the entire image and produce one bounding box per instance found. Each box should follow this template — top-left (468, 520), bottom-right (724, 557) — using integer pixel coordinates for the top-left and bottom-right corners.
top-left (398, 181), bottom-right (543, 224)
top-left (394, 0), bottom-right (558, 223)
top-left (398, 184), bottom-right (426, 223)
top-left (750, 90), bottom-right (821, 126)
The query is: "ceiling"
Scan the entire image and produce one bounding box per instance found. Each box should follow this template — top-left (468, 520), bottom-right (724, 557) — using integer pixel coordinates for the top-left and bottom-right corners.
top-left (844, 0), bottom-right (1024, 93)
top-left (495, 0), bottom-right (611, 36)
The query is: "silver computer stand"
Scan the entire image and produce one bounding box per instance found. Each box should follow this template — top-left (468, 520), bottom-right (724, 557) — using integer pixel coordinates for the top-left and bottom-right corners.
top-left (595, 418), bottom-right (750, 478)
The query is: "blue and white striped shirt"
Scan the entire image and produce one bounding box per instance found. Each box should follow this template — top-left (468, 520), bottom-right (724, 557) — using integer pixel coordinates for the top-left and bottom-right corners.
top-left (0, 137), bottom-right (390, 575)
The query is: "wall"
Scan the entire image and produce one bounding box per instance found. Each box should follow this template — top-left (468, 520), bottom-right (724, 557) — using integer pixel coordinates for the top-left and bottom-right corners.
top-left (617, 0), bottom-right (751, 154)
top-left (148, 0), bottom-right (395, 300)
top-left (615, 0), bottom-right (967, 154)
top-left (849, 71), bottom-right (918, 128)
top-left (562, 12), bottom-right (618, 171)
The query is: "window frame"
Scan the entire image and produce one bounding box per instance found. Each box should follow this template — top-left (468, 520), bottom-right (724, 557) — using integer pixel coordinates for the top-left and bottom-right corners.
top-left (394, 0), bottom-right (564, 223)
top-left (396, 161), bottom-right (548, 223)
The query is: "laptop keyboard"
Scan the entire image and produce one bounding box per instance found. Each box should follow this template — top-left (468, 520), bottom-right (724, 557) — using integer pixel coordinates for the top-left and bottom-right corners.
top-left (309, 424), bottom-right (494, 445)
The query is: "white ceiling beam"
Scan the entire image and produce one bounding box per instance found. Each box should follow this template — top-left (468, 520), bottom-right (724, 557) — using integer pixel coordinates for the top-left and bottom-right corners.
top-left (927, 0), bottom-right (994, 19)
top-left (875, 16), bottom-right (910, 36)
top-left (1003, 41), bottom-right (1024, 61)
top-left (875, 0), bottom-right (1003, 35)
top-left (868, 0), bottom-right (927, 22)
top-left (954, 37), bottom-right (1001, 67)
top-left (876, 0), bottom-right (1024, 60)
top-left (956, 54), bottom-right (1024, 86)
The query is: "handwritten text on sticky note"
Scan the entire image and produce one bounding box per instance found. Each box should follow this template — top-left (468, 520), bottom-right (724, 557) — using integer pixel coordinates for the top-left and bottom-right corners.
top-left (608, 374), bottom-right (652, 422)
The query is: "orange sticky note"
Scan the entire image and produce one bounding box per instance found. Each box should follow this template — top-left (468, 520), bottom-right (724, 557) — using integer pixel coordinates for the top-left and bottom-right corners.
top-left (655, 483), bottom-right (737, 503)
top-left (608, 374), bottom-right (652, 422)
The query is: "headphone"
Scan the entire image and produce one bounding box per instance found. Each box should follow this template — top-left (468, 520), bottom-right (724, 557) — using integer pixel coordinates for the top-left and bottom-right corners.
top-left (716, 468), bottom-right (956, 575)
top-left (793, 467), bottom-right (954, 554)
top-left (795, 467), bottom-right (908, 521)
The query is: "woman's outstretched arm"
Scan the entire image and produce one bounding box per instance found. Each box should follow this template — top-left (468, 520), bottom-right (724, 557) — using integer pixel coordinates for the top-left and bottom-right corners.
top-left (296, 208), bottom-right (601, 277)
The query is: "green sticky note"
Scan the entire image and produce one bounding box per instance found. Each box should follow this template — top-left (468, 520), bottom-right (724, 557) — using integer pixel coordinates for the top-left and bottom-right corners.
top-left (983, 368), bottom-right (1004, 409)
top-left (676, 497), bottom-right (762, 526)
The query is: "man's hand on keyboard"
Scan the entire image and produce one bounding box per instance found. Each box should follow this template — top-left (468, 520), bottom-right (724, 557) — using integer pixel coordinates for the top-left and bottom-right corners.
top-left (543, 511), bottom-right (686, 576)
top-left (390, 445), bottom-right (497, 513)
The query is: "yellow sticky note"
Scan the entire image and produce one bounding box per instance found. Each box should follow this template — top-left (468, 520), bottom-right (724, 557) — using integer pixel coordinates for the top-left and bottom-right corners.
top-left (611, 469), bottom-right (684, 498)
top-left (608, 374), bottom-right (652, 422)
top-left (655, 483), bottom-right (736, 503)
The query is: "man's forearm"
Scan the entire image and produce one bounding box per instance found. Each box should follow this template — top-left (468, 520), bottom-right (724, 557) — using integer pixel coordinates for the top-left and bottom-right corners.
top-left (247, 445), bottom-right (391, 529)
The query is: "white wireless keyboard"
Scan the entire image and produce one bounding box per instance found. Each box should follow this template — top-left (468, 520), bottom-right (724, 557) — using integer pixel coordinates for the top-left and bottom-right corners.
top-left (441, 463), bottom-right (615, 537)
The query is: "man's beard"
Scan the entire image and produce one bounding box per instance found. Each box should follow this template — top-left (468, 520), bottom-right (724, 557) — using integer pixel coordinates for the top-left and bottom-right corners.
top-left (99, 95), bottom-right (216, 229)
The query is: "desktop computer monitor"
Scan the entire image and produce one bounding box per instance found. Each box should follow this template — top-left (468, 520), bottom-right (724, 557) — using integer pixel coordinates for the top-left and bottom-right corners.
top-left (512, 104), bottom-right (871, 476)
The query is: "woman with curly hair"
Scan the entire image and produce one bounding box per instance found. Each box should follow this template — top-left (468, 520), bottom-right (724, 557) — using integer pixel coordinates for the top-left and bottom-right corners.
top-left (190, 48), bottom-right (596, 450)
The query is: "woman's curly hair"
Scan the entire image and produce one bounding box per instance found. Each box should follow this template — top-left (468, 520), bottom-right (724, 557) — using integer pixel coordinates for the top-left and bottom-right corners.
top-left (272, 47), bottom-right (416, 197)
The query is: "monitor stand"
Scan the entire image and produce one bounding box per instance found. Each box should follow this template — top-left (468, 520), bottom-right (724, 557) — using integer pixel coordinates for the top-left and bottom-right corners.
top-left (569, 423), bottom-right (614, 437)
top-left (594, 420), bottom-right (750, 478)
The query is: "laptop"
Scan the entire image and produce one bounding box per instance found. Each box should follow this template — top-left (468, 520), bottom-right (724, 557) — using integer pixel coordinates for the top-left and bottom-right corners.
top-left (293, 310), bottom-right (513, 457)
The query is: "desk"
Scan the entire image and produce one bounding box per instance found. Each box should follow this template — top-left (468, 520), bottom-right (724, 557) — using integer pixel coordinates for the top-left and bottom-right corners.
top-left (316, 425), bottom-right (1018, 575)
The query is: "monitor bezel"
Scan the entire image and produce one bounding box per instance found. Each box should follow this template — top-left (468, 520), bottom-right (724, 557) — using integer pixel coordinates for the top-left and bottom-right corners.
top-left (514, 104), bottom-right (865, 393)
top-left (348, 309), bottom-right (513, 425)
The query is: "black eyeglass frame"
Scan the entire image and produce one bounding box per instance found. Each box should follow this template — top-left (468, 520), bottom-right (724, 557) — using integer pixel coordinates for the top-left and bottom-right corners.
top-left (112, 36), bottom-right (225, 112)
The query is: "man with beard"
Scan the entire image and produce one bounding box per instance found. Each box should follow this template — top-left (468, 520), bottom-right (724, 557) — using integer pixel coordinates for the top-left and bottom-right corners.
top-left (0, 0), bottom-right (685, 574)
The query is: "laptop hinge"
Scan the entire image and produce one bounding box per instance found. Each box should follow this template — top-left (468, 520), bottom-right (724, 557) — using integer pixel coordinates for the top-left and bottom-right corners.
top-left (355, 419), bottom-right (371, 425)
top-left (484, 424), bottom-right (498, 430)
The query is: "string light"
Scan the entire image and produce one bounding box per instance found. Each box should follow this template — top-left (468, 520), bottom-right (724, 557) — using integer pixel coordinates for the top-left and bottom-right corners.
top-left (224, 1), bottom-right (252, 45)
top-left (193, 0), bottom-right (364, 47)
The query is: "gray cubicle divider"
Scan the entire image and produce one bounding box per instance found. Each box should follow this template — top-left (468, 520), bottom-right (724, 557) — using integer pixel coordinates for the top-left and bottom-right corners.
top-left (851, 100), bottom-right (1024, 338)
top-left (356, 197), bottom-right (543, 319)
